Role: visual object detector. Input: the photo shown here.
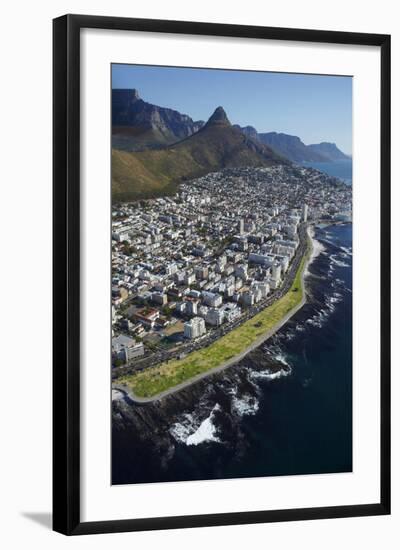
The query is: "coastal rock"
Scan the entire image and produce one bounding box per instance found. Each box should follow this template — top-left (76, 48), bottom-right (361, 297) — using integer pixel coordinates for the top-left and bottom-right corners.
top-left (112, 347), bottom-right (290, 484)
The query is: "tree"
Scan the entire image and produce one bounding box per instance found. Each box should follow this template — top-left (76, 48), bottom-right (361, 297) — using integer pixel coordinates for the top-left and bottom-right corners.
top-left (162, 305), bottom-right (173, 319)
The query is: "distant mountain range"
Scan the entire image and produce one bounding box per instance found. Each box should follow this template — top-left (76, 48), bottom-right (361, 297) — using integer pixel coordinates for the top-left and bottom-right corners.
top-left (234, 127), bottom-right (350, 162)
top-left (306, 141), bottom-right (350, 161)
top-left (112, 106), bottom-right (285, 202)
top-left (112, 89), bottom-right (204, 150)
top-left (112, 89), bottom-right (350, 201)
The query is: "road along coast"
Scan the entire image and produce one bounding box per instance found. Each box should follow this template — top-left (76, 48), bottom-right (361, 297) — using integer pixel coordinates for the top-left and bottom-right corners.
top-left (113, 225), bottom-right (314, 403)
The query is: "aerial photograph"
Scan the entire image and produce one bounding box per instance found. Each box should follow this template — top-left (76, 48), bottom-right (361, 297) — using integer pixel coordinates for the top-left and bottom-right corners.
top-left (111, 64), bottom-right (353, 485)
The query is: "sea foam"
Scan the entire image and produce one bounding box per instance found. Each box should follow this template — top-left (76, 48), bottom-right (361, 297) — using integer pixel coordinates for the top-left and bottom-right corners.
top-left (250, 367), bottom-right (289, 381)
top-left (275, 352), bottom-right (290, 367)
top-left (231, 393), bottom-right (260, 417)
top-left (170, 405), bottom-right (221, 447)
top-left (330, 254), bottom-right (350, 268)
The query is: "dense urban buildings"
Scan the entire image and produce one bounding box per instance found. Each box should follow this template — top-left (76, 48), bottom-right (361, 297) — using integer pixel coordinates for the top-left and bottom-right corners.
top-left (111, 164), bottom-right (351, 368)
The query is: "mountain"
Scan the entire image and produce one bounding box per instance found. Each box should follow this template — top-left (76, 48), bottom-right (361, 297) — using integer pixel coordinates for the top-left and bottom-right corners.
top-left (112, 107), bottom-right (287, 202)
top-left (307, 142), bottom-right (350, 161)
top-left (258, 132), bottom-right (328, 162)
top-left (112, 89), bottom-right (204, 150)
top-left (233, 125), bottom-right (260, 142)
top-left (258, 132), bottom-right (349, 162)
top-left (205, 106), bottom-right (231, 126)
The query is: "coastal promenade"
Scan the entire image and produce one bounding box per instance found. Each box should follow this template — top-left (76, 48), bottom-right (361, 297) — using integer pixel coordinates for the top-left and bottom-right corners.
top-left (113, 225), bottom-right (314, 404)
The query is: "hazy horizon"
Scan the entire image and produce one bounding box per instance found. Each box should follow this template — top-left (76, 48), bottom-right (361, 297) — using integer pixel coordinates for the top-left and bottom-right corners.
top-left (112, 64), bottom-right (352, 156)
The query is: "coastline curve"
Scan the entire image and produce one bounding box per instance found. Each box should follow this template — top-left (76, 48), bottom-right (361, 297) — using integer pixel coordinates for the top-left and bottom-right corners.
top-left (113, 227), bottom-right (314, 403)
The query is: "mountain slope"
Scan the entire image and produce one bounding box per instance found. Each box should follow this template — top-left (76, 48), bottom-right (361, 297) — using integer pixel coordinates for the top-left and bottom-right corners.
top-left (112, 89), bottom-right (204, 150)
top-left (112, 107), bottom-right (287, 202)
top-left (233, 125), bottom-right (260, 142)
top-left (307, 142), bottom-right (350, 161)
top-left (258, 132), bottom-right (349, 162)
top-left (258, 132), bottom-right (328, 162)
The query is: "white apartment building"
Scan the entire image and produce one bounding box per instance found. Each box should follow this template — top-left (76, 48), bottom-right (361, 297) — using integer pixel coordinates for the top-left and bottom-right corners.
top-left (112, 335), bottom-right (144, 364)
top-left (202, 291), bottom-right (223, 308)
top-left (235, 264), bottom-right (248, 280)
top-left (249, 252), bottom-right (274, 267)
top-left (272, 263), bottom-right (282, 282)
top-left (184, 317), bottom-right (206, 339)
top-left (205, 308), bottom-right (225, 326)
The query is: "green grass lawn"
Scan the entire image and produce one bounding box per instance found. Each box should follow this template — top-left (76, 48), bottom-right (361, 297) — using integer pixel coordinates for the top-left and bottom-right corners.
top-left (118, 242), bottom-right (310, 398)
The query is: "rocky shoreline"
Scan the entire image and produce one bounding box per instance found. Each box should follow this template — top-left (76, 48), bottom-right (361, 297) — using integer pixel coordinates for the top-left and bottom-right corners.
top-left (112, 219), bottom-right (353, 485)
top-left (112, 228), bottom-right (319, 484)
top-left (112, 343), bottom-right (292, 483)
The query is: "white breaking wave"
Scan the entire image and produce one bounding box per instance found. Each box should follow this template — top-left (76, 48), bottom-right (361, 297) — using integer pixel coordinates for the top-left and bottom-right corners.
top-left (340, 246), bottom-right (353, 256)
top-left (311, 238), bottom-right (326, 261)
top-left (186, 405), bottom-right (221, 446)
top-left (331, 292), bottom-right (343, 303)
top-left (275, 352), bottom-right (290, 367)
top-left (330, 254), bottom-right (350, 268)
top-left (306, 308), bottom-right (329, 328)
top-left (321, 238), bottom-right (336, 247)
top-left (250, 367), bottom-right (290, 381)
top-left (112, 389), bottom-right (124, 401)
top-left (231, 394), bottom-right (260, 417)
top-left (170, 405), bottom-right (221, 447)
top-left (307, 290), bottom-right (343, 327)
top-left (326, 300), bottom-right (336, 313)
top-left (305, 228), bottom-right (325, 275)
top-left (325, 291), bottom-right (344, 313)
top-left (169, 414), bottom-right (196, 443)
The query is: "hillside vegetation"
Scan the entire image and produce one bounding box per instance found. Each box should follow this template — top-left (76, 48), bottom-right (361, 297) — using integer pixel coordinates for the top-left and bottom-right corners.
top-left (112, 107), bottom-right (286, 202)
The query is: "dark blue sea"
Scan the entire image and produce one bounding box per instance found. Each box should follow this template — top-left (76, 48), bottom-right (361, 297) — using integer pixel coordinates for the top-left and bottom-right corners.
top-left (302, 159), bottom-right (352, 185)
top-left (113, 224), bottom-right (353, 484)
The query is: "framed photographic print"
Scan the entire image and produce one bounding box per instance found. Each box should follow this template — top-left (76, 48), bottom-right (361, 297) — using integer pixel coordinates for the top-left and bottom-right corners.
top-left (53, 14), bottom-right (391, 535)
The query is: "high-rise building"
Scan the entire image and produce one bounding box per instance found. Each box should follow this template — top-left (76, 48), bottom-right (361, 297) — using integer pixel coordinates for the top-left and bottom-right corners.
top-left (302, 203), bottom-right (308, 222)
top-left (195, 266), bottom-right (209, 280)
top-left (272, 263), bottom-right (282, 282)
top-left (184, 317), bottom-right (206, 339)
top-left (235, 263), bottom-right (248, 280)
top-left (241, 291), bottom-right (254, 307)
top-left (186, 300), bottom-right (199, 316)
top-left (238, 218), bottom-right (244, 235)
top-left (201, 291), bottom-right (223, 308)
top-left (205, 308), bottom-right (224, 326)
top-left (249, 252), bottom-right (274, 267)
top-left (112, 335), bottom-right (144, 364)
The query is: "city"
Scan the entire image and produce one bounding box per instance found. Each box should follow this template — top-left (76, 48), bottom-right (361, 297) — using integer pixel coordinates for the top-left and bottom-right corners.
top-left (111, 164), bottom-right (352, 377)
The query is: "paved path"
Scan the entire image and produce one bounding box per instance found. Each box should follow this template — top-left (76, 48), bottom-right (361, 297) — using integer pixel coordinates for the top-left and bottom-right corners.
top-left (113, 228), bottom-right (314, 404)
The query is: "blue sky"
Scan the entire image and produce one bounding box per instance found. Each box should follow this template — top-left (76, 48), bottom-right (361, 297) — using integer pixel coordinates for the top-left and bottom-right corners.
top-left (112, 64), bottom-right (352, 155)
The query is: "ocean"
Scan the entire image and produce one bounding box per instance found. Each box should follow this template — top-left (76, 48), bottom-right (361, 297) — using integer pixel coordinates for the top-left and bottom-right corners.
top-left (301, 159), bottom-right (352, 185)
top-left (112, 224), bottom-right (353, 484)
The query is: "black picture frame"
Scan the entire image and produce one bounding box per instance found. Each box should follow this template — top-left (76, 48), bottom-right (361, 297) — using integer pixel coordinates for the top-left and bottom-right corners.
top-left (53, 14), bottom-right (391, 535)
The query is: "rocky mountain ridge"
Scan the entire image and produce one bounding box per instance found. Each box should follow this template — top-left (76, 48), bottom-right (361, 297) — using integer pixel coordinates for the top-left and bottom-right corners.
top-left (112, 88), bottom-right (204, 150)
top-left (112, 106), bottom-right (286, 201)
